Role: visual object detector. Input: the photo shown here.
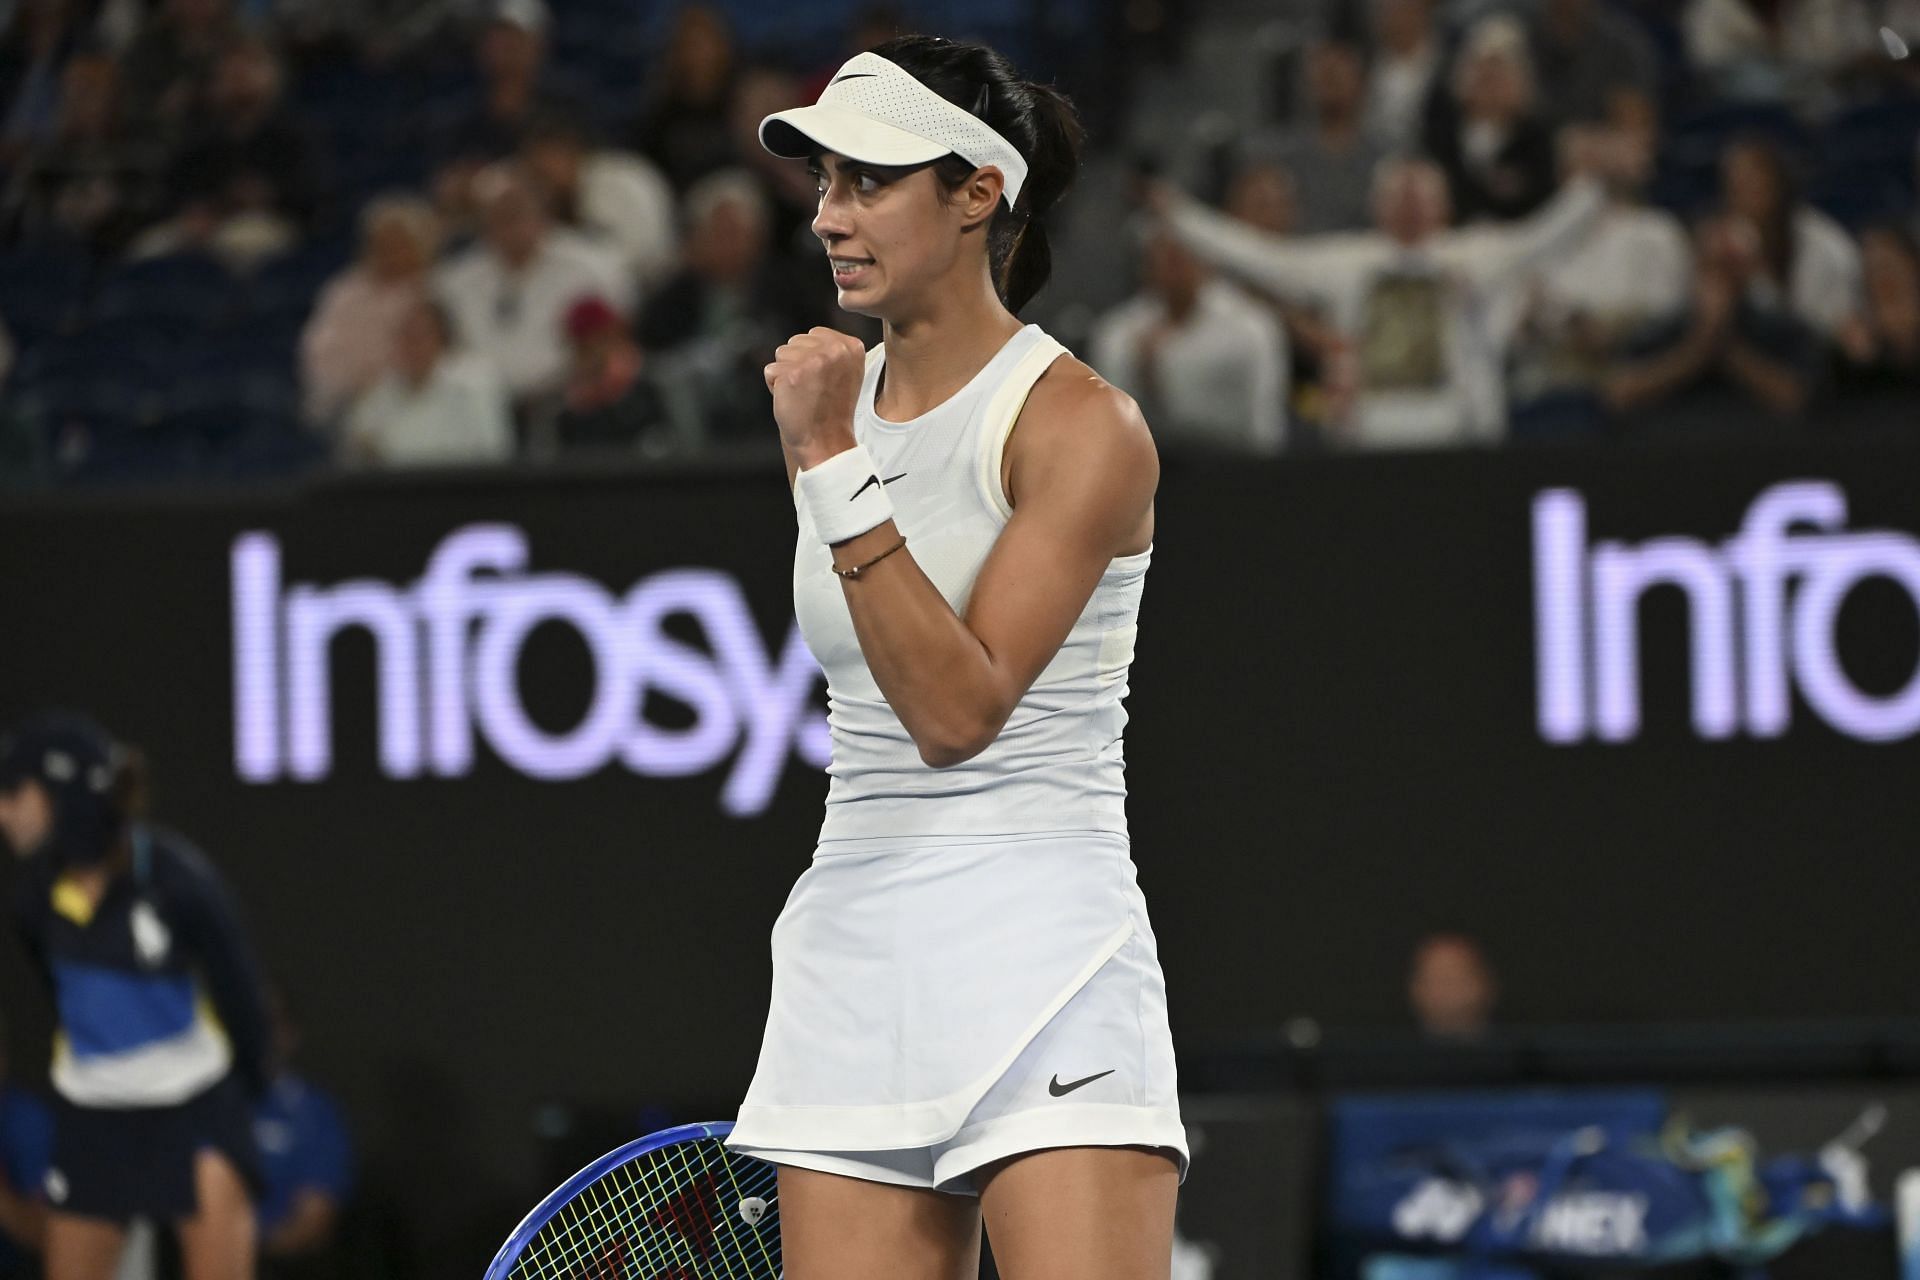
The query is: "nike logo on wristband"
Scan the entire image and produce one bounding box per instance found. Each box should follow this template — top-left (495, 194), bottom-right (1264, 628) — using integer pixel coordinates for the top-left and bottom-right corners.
top-left (1048, 1069), bottom-right (1115, 1097)
top-left (849, 473), bottom-right (907, 501)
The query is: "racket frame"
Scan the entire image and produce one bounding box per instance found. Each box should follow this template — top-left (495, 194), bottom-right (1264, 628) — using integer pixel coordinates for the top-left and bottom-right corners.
top-left (481, 1119), bottom-right (748, 1280)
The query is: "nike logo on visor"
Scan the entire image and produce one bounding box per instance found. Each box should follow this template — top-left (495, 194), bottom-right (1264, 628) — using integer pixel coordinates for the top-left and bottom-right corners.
top-left (829, 72), bottom-right (880, 84)
top-left (849, 473), bottom-right (907, 501)
top-left (1048, 1069), bottom-right (1115, 1097)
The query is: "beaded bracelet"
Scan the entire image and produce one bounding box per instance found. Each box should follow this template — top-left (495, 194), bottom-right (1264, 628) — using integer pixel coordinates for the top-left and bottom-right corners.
top-left (832, 537), bottom-right (908, 581)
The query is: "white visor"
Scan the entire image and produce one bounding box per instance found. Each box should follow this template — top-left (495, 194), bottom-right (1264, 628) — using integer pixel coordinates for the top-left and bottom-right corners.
top-left (759, 51), bottom-right (1029, 210)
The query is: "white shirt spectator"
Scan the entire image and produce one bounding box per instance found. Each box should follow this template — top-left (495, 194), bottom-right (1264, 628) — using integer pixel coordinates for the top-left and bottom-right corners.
top-left (1533, 204), bottom-right (1692, 327)
top-left (435, 228), bottom-right (631, 402)
top-left (578, 150), bottom-right (678, 292)
top-left (1167, 176), bottom-right (1605, 448)
top-left (1685, 0), bottom-right (1876, 104)
top-left (1092, 280), bottom-right (1288, 454)
top-left (345, 353), bottom-right (514, 467)
top-left (1505, 202), bottom-right (1692, 403)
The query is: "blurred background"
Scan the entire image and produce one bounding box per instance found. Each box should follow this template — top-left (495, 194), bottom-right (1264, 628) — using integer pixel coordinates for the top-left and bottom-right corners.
top-left (1, 0), bottom-right (1918, 1276)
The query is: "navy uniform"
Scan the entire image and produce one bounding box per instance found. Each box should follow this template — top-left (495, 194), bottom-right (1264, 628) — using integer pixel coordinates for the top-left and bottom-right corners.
top-left (2, 715), bottom-right (269, 1221)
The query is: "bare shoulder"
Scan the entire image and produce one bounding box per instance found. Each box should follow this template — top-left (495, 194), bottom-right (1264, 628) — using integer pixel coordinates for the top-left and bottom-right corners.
top-left (1013, 353), bottom-right (1159, 487)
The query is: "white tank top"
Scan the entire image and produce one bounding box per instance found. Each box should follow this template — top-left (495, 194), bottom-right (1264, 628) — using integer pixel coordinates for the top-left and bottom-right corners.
top-left (792, 324), bottom-right (1151, 842)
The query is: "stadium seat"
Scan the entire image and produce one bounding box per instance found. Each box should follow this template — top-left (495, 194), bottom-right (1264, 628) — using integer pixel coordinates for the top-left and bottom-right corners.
top-left (93, 253), bottom-right (237, 329)
top-left (0, 247), bottom-right (92, 350)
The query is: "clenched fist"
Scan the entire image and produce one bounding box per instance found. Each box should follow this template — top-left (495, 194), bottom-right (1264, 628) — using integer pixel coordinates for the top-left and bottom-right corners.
top-left (765, 327), bottom-right (865, 467)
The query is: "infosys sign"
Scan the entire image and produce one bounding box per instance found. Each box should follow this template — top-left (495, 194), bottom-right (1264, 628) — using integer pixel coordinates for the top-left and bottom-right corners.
top-left (1534, 479), bottom-right (1920, 744)
top-left (229, 524), bottom-right (828, 816)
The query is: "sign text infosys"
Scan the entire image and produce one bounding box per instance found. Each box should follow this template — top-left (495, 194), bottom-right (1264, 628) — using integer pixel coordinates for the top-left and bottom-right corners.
top-left (1534, 480), bottom-right (1920, 744)
top-left (230, 525), bottom-right (828, 816)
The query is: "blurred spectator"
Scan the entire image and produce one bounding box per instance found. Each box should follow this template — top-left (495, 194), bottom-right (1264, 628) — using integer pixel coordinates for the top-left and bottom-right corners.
top-left (1263, 37), bottom-right (1382, 234)
top-left (1718, 135), bottom-right (1864, 346)
top-left (0, 0), bottom-right (91, 160)
top-left (1, 49), bottom-right (166, 250)
top-left (1603, 214), bottom-right (1823, 430)
top-left (255, 990), bottom-right (353, 1264)
top-left (343, 296), bottom-right (514, 466)
top-left (435, 161), bottom-right (631, 409)
top-left (1091, 228), bottom-right (1288, 454)
top-left (638, 168), bottom-right (828, 440)
top-left (1525, 0), bottom-right (1660, 131)
top-left (727, 63), bottom-right (816, 250)
top-left (432, 0), bottom-right (581, 229)
top-left (521, 112), bottom-right (677, 294)
top-left (1408, 933), bottom-right (1499, 1041)
top-left (137, 34), bottom-right (324, 264)
top-left (1224, 158), bottom-right (1358, 434)
top-left (1363, 0), bottom-right (1440, 152)
top-left (1684, 0), bottom-right (1877, 110)
top-left (1506, 109), bottom-right (1689, 432)
top-left (629, 3), bottom-right (739, 191)
top-left (301, 194), bottom-right (442, 423)
top-left (1224, 159), bottom-right (1296, 236)
top-left (556, 294), bottom-right (671, 454)
top-left (1834, 223), bottom-right (1920, 402)
top-left (1423, 15), bottom-right (1558, 223)
top-left (1159, 135), bottom-right (1633, 448)
top-left (800, 2), bottom-right (903, 102)
top-left (0, 1038), bottom-right (52, 1271)
top-left (119, 0), bottom-right (240, 140)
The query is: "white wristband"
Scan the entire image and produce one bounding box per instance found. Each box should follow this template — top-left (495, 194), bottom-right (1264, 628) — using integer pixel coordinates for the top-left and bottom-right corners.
top-left (796, 444), bottom-right (896, 546)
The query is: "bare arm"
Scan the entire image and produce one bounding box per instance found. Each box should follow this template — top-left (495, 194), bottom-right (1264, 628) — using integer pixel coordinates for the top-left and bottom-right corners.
top-left (0, 1182), bottom-right (45, 1252)
top-left (769, 332), bottom-right (1157, 767)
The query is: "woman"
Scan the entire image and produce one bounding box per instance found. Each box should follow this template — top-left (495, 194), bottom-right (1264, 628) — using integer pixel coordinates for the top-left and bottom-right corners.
top-left (299, 195), bottom-right (442, 425)
top-left (725, 35), bottom-right (1185, 1279)
top-left (1422, 15), bottom-right (1558, 223)
top-left (0, 713), bottom-right (269, 1280)
top-left (1717, 135), bottom-right (1865, 347)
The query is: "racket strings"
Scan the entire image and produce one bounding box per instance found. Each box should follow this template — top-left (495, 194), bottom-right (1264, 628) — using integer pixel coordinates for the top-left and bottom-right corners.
top-left (506, 1138), bottom-right (781, 1280)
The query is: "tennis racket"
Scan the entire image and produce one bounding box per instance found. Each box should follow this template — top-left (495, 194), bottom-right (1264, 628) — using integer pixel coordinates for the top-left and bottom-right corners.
top-left (482, 1120), bottom-right (781, 1280)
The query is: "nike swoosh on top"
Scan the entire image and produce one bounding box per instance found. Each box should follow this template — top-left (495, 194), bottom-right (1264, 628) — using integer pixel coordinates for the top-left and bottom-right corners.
top-left (830, 72), bottom-right (880, 84)
top-left (1048, 1069), bottom-right (1116, 1097)
top-left (849, 472), bottom-right (908, 501)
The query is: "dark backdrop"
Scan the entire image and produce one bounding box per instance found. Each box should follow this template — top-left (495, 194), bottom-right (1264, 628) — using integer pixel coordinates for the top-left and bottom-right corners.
top-left (2, 434), bottom-right (1915, 1272)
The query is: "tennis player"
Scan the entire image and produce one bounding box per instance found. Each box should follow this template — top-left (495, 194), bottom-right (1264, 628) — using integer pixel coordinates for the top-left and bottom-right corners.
top-left (726, 35), bottom-right (1185, 1279)
top-left (0, 713), bottom-right (269, 1280)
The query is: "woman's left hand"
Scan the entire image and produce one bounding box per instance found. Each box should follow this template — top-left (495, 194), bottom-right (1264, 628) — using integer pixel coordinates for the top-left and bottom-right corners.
top-left (766, 327), bottom-right (865, 467)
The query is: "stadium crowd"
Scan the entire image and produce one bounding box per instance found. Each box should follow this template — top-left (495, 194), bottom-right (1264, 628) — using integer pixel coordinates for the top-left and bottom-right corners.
top-left (0, 0), bottom-right (1914, 481)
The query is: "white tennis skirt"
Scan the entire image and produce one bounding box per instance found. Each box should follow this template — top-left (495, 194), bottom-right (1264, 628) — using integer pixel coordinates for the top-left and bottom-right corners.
top-left (727, 828), bottom-right (1186, 1194)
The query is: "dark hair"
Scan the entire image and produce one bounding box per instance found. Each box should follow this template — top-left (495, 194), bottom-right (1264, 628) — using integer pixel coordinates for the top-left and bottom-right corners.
top-left (1723, 134), bottom-right (1799, 288)
top-left (871, 34), bottom-right (1084, 313)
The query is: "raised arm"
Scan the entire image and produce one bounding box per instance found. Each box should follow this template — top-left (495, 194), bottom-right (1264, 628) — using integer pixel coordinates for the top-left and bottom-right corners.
top-left (1160, 190), bottom-right (1354, 305)
top-left (769, 330), bottom-right (1156, 767)
top-left (1453, 174), bottom-right (1607, 287)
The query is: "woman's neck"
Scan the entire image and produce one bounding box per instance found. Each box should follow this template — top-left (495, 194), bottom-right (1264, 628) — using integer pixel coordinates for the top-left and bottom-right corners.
top-left (876, 270), bottom-right (1023, 421)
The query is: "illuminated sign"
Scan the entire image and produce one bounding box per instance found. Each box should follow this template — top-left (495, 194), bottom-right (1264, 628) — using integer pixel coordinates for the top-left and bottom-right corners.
top-left (230, 525), bottom-right (828, 816)
top-left (1534, 480), bottom-right (1920, 743)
